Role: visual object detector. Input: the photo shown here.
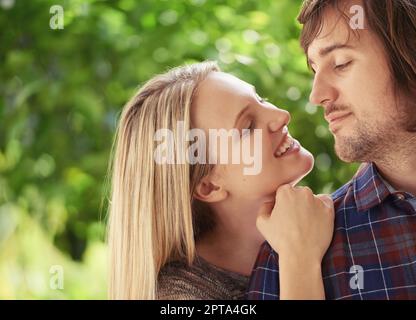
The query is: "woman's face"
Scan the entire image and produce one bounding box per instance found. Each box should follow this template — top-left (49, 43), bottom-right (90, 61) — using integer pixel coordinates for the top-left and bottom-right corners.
top-left (192, 71), bottom-right (314, 205)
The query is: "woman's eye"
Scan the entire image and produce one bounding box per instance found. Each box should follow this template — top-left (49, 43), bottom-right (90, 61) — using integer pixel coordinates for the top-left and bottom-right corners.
top-left (256, 93), bottom-right (267, 103)
top-left (248, 121), bottom-right (254, 130)
top-left (242, 120), bottom-right (254, 136)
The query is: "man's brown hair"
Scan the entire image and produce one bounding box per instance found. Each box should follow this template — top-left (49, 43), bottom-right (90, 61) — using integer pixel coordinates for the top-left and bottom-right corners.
top-left (298, 0), bottom-right (416, 131)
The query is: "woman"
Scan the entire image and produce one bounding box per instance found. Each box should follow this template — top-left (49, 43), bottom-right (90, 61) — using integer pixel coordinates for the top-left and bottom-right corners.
top-left (107, 61), bottom-right (334, 300)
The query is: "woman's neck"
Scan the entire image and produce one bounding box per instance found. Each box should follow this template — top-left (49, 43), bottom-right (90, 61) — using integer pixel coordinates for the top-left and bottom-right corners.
top-left (195, 220), bottom-right (264, 276)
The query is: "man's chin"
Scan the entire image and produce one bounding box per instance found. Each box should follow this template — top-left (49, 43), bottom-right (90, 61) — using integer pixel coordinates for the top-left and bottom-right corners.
top-left (334, 139), bottom-right (361, 163)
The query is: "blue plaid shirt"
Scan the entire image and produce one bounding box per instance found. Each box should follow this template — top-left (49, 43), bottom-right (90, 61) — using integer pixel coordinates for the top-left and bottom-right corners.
top-left (247, 162), bottom-right (416, 300)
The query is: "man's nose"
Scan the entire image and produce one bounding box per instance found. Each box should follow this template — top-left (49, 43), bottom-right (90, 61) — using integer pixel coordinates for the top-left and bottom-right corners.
top-left (309, 72), bottom-right (338, 109)
top-left (268, 108), bottom-right (290, 133)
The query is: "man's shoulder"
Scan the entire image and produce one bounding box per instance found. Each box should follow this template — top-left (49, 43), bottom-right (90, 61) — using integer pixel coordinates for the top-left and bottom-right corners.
top-left (331, 179), bottom-right (355, 209)
top-left (330, 163), bottom-right (372, 211)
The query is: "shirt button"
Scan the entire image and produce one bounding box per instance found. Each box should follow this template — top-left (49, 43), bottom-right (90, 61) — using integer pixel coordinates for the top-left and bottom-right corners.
top-left (397, 194), bottom-right (405, 200)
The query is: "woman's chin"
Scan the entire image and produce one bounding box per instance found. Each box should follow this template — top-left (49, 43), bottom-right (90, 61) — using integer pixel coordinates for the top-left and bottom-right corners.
top-left (287, 153), bottom-right (315, 186)
top-left (300, 147), bottom-right (315, 172)
top-left (262, 148), bottom-right (314, 193)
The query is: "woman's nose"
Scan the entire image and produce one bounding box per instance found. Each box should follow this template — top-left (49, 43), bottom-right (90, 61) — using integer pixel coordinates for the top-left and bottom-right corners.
top-left (268, 109), bottom-right (290, 133)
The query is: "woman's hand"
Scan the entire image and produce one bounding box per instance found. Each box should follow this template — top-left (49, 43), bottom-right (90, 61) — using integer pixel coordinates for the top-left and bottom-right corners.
top-left (256, 184), bottom-right (335, 299)
top-left (257, 184), bottom-right (334, 263)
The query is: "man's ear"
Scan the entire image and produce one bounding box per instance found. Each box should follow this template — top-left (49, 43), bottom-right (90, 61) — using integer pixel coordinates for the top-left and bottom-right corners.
top-left (193, 176), bottom-right (228, 203)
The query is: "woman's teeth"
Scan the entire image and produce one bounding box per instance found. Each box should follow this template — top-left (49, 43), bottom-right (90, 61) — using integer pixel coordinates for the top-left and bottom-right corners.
top-left (275, 135), bottom-right (294, 157)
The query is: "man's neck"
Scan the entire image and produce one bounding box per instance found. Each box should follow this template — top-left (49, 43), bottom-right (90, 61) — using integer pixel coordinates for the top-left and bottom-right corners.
top-left (369, 132), bottom-right (416, 195)
top-left (375, 156), bottom-right (416, 196)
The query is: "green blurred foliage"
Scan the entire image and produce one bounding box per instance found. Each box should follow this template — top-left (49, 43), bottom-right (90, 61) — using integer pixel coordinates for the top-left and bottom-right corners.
top-left (0, 0), bottom-right (359, 299)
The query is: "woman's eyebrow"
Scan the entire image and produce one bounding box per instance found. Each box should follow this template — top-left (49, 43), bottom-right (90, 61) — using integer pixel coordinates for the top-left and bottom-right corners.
top-left (233, 85), bottom-right (256, 127)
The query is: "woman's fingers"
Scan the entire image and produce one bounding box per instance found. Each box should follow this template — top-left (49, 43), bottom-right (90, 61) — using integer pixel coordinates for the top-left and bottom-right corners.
top-left (316, 194), bottom-right (333, 208)
top-left (257, 186), bottom-right (335, 259)
top-left (316, 194), bottom-right (335, 221)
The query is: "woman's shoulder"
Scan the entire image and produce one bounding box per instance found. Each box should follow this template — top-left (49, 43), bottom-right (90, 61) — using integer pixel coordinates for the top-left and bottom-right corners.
top-left (157, 257), bottom-right (249, 300)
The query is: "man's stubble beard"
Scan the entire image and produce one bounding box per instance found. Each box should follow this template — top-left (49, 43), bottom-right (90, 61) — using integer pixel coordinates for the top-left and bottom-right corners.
top-left (333, 117), bottom-right (402, 165)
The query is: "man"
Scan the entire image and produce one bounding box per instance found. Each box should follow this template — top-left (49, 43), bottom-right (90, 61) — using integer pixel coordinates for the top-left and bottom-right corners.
top-left (247, 0), bottom-right (416, 300)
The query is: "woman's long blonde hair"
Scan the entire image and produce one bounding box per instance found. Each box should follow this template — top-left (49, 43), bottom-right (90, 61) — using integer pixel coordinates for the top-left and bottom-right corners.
top-left (107, 61), bottom-right (220, 299)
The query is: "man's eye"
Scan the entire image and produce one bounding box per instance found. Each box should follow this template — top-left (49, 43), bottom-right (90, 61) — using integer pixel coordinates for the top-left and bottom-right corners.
top-left (335, 61), bottom-right (352, 71)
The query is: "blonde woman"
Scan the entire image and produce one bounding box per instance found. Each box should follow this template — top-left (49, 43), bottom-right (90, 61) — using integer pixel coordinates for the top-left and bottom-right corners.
top-left (107, 61), bottom-right (334, 300)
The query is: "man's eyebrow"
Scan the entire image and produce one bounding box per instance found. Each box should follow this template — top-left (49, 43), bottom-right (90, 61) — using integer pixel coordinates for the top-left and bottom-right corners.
top-left (233, 85), bottom-right (256, 127)
top-left (308, 43), bottom-right (355, 65)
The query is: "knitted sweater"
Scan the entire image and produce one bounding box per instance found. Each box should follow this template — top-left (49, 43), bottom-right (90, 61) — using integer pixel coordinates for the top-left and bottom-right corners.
top-left (157, 256), bottom-right (250, 300)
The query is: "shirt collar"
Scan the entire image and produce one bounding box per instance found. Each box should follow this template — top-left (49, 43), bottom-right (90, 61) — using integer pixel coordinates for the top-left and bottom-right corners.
top-left (378, 174), bottom-right (397, 194)
top-left (376, 167), bottom-right (416, 211)
top-left (352, 162), bottom-right (392, 212)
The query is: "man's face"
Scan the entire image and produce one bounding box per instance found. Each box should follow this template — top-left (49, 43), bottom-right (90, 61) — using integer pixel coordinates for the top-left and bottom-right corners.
top-left (307, 2), bottom-right (408, 163)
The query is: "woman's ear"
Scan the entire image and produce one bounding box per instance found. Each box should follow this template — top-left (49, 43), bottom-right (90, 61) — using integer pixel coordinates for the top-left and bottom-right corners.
top-left (193, 176), bottom-right (228, 203)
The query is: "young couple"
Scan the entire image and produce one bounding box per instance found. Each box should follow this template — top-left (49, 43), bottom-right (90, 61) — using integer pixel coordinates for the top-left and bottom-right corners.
top-left (107, 0), bottom-right (416, 300)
